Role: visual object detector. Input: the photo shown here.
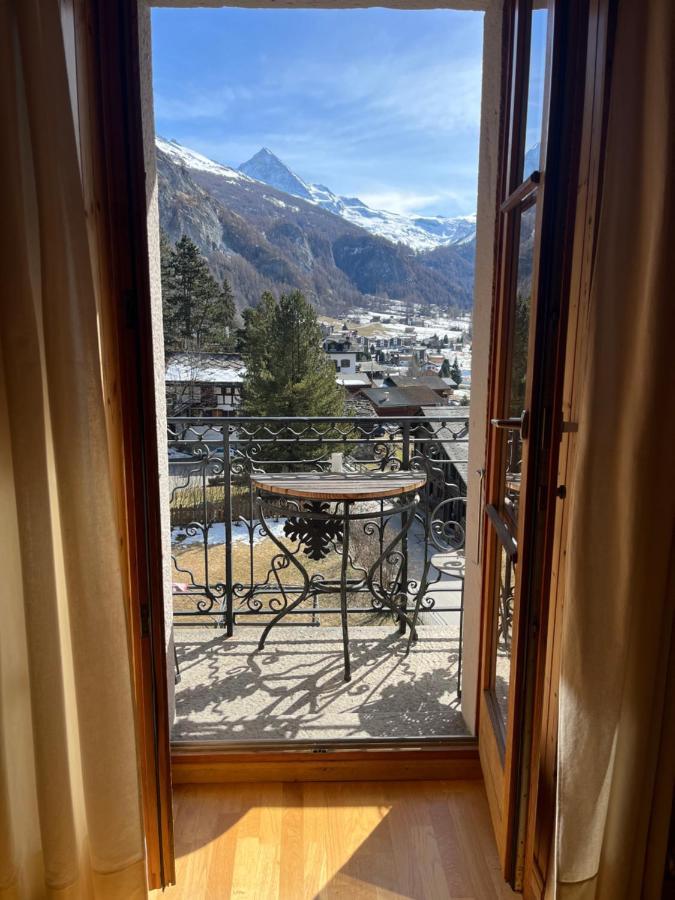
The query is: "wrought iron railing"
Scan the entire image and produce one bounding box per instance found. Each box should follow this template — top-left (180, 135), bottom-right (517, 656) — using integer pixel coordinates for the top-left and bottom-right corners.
top-left (168, 415), bottom-right (469, 676)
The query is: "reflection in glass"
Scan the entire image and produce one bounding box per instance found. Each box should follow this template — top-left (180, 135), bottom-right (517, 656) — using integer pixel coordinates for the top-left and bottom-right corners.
top-left (494, 544), bottom-right (515, 728)
top-left (499, 202), bottom-right (536, 524)
top-left (523, 7), bottom-right (548, 175)
top-left (509, 202), bottom-right (535, 417)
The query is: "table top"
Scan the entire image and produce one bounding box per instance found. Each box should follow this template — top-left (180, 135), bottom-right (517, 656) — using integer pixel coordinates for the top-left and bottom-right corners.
top-left (251, 471), bottom-right (427, 502)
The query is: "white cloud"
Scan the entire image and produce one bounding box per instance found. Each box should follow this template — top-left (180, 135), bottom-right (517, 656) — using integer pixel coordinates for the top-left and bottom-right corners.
top-left (152, 10), bottom-right (484, 216)
top-left (360, 190), bottom-right (446, 215)
top-left (154, 85), bottom-right (252, 122)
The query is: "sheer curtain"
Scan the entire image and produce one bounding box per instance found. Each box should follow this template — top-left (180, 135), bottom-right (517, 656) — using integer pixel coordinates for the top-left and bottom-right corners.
top-left (0, 1), bottom-right (147, 897)
top-left (555, 0), bottom-right (675, 896)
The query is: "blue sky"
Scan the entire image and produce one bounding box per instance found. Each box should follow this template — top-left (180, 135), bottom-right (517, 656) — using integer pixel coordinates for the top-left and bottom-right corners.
top-left (151, 9), bottom-right (547, 217)
top-left (151, 8), bottom-right (486, 218)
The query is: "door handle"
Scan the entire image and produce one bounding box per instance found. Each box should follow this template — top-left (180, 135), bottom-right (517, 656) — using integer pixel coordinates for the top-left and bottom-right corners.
top-left (491, 409), bottom-right (529, 439)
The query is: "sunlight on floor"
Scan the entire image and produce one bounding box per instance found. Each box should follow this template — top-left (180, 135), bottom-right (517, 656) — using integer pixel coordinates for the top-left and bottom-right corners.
top-left (156, 781), bottom-right (518, 899)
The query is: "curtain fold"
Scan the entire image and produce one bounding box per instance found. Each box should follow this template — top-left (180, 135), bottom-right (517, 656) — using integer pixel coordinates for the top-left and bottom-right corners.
top-left (0, 1), bottom-right (147, 897)
top-left (555, 0), bottom-right (675, 896)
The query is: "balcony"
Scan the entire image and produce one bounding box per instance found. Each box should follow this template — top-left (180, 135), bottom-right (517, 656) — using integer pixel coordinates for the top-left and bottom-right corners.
top-left (168, 414), bottom-right (473, 744)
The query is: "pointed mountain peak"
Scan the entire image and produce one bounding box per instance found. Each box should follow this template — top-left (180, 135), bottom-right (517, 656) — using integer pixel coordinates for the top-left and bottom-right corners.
top-left (238, 148), bottom-right (312, 200)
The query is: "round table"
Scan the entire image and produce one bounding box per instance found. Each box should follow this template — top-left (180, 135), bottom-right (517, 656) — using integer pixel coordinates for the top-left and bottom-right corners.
top-left (251, 471), bottom-right (429, 681)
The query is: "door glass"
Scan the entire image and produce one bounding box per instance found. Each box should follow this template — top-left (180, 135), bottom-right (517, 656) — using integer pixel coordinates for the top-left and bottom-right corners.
top-left (523, 7), bottom-right (548, 174)
top-left (493, 544), bottom-right (516, 726)
top-left (499, 201), bottom-right (536, 526)
top-left (490, 197), bottom-right (537, 733)
top-left (509, 202), bottom-right (535, 417)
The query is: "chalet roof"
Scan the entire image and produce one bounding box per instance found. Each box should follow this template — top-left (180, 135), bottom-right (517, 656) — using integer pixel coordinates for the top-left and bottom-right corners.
top-left (386, 374), bottom-right (451, 392)
top-left (336, 373), bottom-right (372, 387)
top-left (359, 387), bottom-right (409, 408)
top-left (419, 406), bottom-right (470, 482)
top-left (325, 345), bottom-right (357, 354)
top-left (360, 385), bottom-right (445, 409)
top-left (357, 361), bottom-right (387, 373)
top-left (165, 352), bottom-right (246, 384)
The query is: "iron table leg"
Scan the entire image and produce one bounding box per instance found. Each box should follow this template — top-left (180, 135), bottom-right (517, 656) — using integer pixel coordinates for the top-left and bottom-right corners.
top-left (340, 502), bottom-right (351, 681)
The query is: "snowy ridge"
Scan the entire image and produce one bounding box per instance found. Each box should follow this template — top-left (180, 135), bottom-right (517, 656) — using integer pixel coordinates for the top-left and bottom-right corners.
top-left (240, 148), bottom-right (477, 252)
top-left (155, 137), bottom-right (478, 251)
top-left (156, 136), bottom-right (252, 182)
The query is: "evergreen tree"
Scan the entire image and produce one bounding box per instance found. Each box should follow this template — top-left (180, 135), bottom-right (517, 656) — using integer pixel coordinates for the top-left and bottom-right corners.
top-left (161, 233), bottom-right (235, 353)
top-left (241, 290), bottom-right (344, 418)
top-left (440, 358), bottom-right (451, 378)
top-left (450, 357), bottom-right (463, 387)
top-left (443, 334), bottom-right (449, 346)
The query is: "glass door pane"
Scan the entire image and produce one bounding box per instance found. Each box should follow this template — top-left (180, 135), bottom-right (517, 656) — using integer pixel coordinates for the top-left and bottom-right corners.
top-left (493, 544), bottom-right (516, 726)
top-left (523, 7), bottom-right (549, 174)
top-left (488, 195), bottom-right (538, 733)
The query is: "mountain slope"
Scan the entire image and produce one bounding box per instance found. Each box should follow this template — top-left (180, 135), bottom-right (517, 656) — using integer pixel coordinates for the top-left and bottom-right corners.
top-left (239, 148), bottom-right (477, 252)
top-left (156, 137), bottom-right (475, 314)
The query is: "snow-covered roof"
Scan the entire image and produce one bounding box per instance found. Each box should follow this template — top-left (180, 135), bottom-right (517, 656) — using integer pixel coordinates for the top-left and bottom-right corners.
top-left (337, 373), bottom-right (371, 387)
top-left (419, 407), bottom-right (470, 483)
top-left (165, 353), bottom-right (246, 384)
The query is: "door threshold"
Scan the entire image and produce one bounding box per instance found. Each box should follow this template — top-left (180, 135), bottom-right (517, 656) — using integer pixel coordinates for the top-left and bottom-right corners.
top-left (171, 738), bottom-right (480, 784)
top-left (172, 735), bottom-right (475, 753)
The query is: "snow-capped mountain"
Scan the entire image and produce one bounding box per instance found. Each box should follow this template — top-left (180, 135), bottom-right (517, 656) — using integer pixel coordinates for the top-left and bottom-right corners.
top-left (157, 137), bottom-right (253, 182)
top-left (155, 136), bottom-right (476, 313)
top-left (239, 147), bottom-right (476, 252)
top-left (238, 147), bottom-right (314, 200)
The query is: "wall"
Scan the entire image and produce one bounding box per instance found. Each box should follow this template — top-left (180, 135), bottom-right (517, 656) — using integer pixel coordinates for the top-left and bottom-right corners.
top-left (138, 2), bottom-right (176, 723)
top-left (461, 0), bottom-right (504, 731)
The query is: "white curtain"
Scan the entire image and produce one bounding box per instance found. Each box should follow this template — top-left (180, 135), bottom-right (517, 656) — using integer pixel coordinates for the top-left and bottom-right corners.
top-left (0, 1), bottom-right (148, 897)
top-left (556, 0), bottom-right (675, 896)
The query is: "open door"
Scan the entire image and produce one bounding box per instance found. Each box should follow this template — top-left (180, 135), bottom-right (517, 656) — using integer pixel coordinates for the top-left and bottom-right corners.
top-left (478, 0), bottom-right (587, 888)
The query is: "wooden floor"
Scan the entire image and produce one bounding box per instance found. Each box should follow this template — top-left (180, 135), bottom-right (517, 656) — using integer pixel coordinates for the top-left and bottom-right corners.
top-left (159, 780), bottom-right (518, 899)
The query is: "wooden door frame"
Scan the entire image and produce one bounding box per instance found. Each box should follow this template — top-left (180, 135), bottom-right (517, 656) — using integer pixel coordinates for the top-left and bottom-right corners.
top-left (75, 0), bottom-right (495, 889)
top-left (521, 0), bottom-right (616, 894)
top-left (477, 0), bottom-right (613, 889)
top-left (72, 0), bottom-right (614, 893)
top-left (478, 0), bottom-right (548, 873)
top-left (74, 0), bottom-right (175, 889)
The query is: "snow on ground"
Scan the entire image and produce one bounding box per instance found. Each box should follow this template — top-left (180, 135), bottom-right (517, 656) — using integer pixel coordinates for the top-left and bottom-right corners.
top-left (326, 306), bottom-right (473, 383)
top-left (344, 306), bottom-right (471, 338)
top-left (172, 519), bottom-right (287, 549)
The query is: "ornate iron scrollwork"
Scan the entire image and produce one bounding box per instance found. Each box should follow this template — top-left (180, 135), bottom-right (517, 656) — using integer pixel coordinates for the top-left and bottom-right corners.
top-left (283, 502), bottom-right (344, 560)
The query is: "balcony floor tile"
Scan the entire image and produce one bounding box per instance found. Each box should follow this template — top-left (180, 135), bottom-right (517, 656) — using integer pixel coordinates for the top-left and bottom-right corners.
top-left (172, 625), bottom-right (466, 743)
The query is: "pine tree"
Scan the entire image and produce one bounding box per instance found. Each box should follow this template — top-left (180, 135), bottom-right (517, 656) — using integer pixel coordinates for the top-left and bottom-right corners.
top-left (161, 234), bottom-right (235, 353)
top-left (450, 357), bottom-right (463, 387)
top-left (440, 358), bottom-right (451, 378)
top-left (241, 290), bottom-right (345, 418)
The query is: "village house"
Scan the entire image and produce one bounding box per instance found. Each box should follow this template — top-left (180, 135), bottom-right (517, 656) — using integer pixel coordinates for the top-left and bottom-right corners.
top-left (322, 333), bottom-right (359, 374)
top-left (384, 373), bottom-right (454, 401)
top-left (356, 359), bottom-right (390, 382)
top-left (358, 384), bottom-right (447, 417)
top-left (165, 352), bottom-right (246, 416)
top-left (336, 371), bottom-right (372, 394)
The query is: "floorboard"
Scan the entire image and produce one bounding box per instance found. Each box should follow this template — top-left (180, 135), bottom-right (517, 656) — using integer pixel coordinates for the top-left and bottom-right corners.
top-left (156, 780), bottom-right (519, 899)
